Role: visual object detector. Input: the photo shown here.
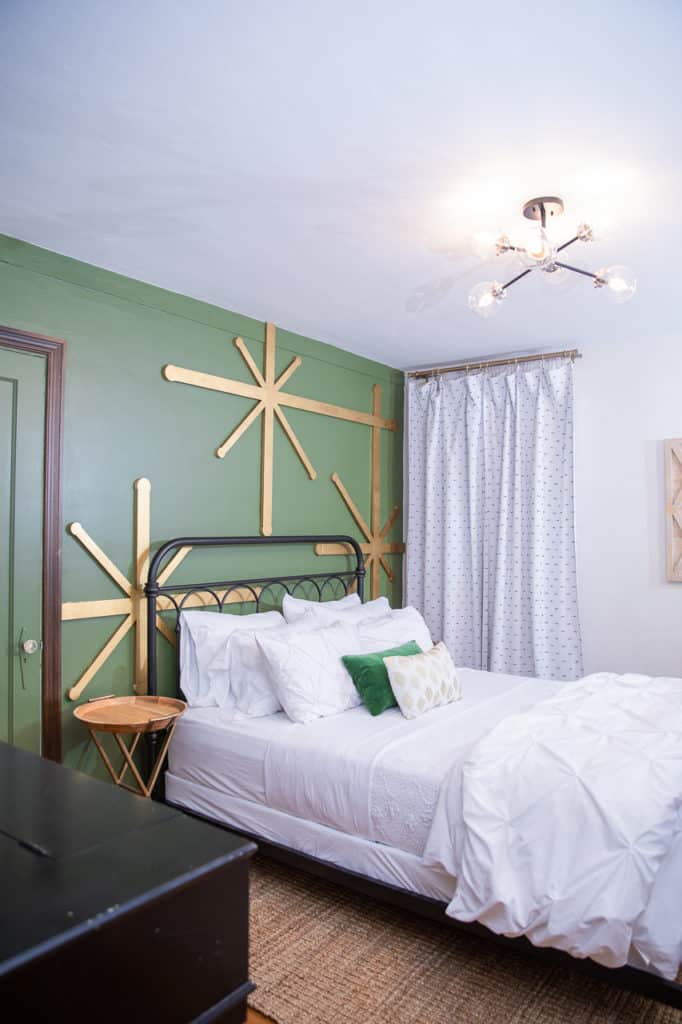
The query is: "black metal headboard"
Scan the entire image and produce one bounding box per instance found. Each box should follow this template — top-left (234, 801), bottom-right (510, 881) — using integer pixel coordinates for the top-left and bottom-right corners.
top-left (144, 534), bottom-right (365, 697)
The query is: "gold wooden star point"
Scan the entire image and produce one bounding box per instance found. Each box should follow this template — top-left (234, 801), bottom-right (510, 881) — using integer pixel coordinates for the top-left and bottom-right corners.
top-left (163, 322), bottom-right (397, 536)
top-left (62, 479), bottom-right (259, 700)
top-left (315, 385), bottom-right (405, 599)
top-left (62, 478), bottom-right (190, 700)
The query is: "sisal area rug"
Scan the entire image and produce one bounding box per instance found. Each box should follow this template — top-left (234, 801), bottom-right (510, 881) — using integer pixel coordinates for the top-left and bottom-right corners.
top-left (248, 856), bottom-right (682, 1024)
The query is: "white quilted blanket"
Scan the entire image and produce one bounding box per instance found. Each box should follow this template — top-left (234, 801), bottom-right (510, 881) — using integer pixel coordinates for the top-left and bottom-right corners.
top-left (424, 672), bottom-right (682, 977)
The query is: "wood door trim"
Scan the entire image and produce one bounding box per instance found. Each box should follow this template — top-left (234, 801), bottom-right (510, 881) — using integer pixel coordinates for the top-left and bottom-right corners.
top-left (0, 325), bottom-right (65, 761)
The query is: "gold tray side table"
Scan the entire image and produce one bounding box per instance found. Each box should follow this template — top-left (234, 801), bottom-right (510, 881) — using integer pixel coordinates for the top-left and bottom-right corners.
top-left (74, 696), bottom-right (186, 798)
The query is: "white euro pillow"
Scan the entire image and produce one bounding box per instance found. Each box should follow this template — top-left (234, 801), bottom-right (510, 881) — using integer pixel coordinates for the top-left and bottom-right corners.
top-left (282, 591), bottom-right (360, 623)
top-left (179, 608), bottom-right (284, 706)
top-left (384, 642), bottom-right (461, 719)
top-left (356, 606), bottom-right (433, 655)
top-left (294, 595), bottom-right (391, 628)
top-left (209, 609), bottom-right (321, 718)
top-left (256, 620), bottom-right (364, 724)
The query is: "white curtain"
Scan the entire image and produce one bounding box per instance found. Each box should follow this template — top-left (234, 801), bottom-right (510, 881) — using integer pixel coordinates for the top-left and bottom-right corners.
top-left (405, 358), bottom-right (583, 680)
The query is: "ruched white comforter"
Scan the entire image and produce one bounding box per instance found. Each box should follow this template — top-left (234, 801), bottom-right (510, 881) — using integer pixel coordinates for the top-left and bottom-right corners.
top-left (423, 672), bottom-right (682, 978)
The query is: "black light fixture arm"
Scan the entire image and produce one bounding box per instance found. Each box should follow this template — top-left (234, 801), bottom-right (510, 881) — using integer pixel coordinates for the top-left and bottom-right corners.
top-left (554, 260), bottom-right (605, 285)
top-left (501, 268), bottom-right (533, 290)
top-left (557, 235), bottom-right (580, 253)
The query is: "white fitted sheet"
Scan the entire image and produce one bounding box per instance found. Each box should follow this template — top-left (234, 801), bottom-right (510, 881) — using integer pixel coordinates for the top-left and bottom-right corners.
top-left (168, 706), bottom-right (279, 804)
top-left (168, 667), bottom-right (565, 856)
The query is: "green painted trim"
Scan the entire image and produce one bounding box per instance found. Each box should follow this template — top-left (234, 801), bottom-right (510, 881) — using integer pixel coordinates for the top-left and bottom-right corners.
top-left (0, 376), bottom-right (18, 743)
top-left (0, 235), bottom-right (404, 385)
top-left (0, 350), bottom-right (46, 754)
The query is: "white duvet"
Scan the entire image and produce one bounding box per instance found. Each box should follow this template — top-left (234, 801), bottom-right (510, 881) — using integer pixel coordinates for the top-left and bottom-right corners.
top-left (423, 672), bottom-right (682, 978)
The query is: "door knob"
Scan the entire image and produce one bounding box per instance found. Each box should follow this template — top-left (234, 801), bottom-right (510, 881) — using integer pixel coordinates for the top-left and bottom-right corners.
top-left (17, 629), bottom-right (41, 691)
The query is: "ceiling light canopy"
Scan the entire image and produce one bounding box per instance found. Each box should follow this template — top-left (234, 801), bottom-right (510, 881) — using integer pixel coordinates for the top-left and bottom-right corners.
top-left (469, 196), bottom-right (636, 317)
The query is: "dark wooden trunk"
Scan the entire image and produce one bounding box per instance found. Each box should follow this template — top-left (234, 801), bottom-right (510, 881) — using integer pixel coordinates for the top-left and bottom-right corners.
top-left (0, 742), bottom-right (255, 1022)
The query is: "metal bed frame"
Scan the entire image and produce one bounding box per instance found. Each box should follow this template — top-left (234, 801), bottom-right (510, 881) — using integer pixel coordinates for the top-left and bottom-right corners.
top-left (145, 534), bottom-right (682, 1012)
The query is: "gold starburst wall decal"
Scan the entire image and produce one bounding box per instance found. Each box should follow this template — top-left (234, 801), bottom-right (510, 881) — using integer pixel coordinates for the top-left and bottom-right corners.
top-left (163, 322), bottom-right (397, 536)
top-left (315, 385), bottom-right (405, 598)
top-left (63, 478), bottom-right (256, 700)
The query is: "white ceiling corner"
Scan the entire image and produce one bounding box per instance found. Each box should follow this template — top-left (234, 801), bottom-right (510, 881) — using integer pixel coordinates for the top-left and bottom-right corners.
top-left (1, 0), bottom-right (680, 369)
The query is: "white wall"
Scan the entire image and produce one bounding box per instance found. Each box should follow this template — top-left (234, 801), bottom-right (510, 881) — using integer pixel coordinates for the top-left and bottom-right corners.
top-left (574, 329), bottom-right (682, 677)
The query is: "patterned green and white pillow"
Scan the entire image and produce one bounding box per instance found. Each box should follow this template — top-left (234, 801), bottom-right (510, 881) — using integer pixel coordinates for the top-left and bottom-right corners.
top-left (384, 641), bottom-right (461, 719)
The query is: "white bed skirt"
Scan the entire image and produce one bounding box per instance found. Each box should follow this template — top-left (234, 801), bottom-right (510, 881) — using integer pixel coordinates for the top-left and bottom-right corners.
top-left (165, 771), bottom-right (456, 901)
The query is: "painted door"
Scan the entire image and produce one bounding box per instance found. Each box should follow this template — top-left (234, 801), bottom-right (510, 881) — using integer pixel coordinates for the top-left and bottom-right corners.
top-left (0, 347), bottom-right (45, 752)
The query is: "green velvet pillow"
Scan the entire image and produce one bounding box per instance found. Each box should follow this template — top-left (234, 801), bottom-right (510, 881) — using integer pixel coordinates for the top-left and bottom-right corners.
top-left (342, 641), bottom-right (422, 716)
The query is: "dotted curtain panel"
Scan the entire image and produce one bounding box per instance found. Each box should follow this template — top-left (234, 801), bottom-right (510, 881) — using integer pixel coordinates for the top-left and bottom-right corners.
top-left (405, 358), bottom-right (583, 681)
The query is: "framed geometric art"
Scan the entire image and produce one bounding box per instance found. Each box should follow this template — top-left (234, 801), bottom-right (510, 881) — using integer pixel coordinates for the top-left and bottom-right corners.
top-left (665, 439), bottom-right (682, 582)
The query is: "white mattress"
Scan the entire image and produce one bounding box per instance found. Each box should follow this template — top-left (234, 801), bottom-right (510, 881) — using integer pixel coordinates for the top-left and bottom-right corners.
top-left (169, 667), bottom-right (565, 857)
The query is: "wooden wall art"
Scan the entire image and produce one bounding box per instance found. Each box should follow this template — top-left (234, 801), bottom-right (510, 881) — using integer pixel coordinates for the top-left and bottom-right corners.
top-left (315, 385), bottom-right (405, 599)
top-left (163, 322), bottom-right (397, 536)
top-left (665, 439), bottom-right (682, 582)
top-left (63, 478), bottom-right (256, 700)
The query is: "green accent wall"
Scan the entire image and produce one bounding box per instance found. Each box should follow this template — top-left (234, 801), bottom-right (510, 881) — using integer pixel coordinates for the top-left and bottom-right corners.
top-left (0, 234), bottom-right (404, 771)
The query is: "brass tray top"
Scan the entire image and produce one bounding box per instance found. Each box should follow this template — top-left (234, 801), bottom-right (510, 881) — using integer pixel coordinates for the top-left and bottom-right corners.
top-left (74, 695), bottom-right (186, 734)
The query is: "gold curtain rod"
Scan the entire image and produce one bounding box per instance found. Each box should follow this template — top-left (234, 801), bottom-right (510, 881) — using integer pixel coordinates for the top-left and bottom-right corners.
top-left (407, 348), bottom-right (582, 380)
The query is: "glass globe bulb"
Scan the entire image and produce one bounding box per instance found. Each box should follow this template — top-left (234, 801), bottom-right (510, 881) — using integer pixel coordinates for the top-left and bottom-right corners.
top-left (468, 281), bottom-right (505, 319)
top-left (514, 226), bottom-right (557, 270)
top-left (596, 265), bottom-right (637, 303)
top-left (541, 262), bottom-right (571, 289)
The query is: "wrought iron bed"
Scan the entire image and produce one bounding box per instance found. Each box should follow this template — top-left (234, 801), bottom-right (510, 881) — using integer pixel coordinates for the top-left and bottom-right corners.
top-left (144, 534), bottom-right (682, 1012)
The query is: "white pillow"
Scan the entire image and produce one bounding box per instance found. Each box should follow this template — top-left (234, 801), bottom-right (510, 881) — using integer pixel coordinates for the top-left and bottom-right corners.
top-left (209, 610), bottom-right (320, 718)
top-left (282, 591), bottom-right (360, 623)
top-left (356, 606), bottom-right (433, 655)
top-left (384, 641), bottom-right (461, 719)
top-left (294, 596), bottom-right (391, 628)
top-left (179, 608), bottom-right (284, 706)
top-left (256, 620), bottom-right (364, 724)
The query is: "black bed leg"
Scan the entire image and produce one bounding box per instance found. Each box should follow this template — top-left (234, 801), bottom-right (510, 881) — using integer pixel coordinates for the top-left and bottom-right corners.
top-left (145, 730), bottom-right (165, 801)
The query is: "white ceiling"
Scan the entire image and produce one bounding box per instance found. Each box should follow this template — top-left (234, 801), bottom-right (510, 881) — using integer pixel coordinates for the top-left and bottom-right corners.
top-left (1, 0), bottom-right (680, 369)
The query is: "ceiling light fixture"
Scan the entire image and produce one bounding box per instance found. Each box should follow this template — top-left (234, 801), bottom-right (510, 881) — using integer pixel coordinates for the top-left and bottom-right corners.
top-left (468, 196), bottom-right (637, 318)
